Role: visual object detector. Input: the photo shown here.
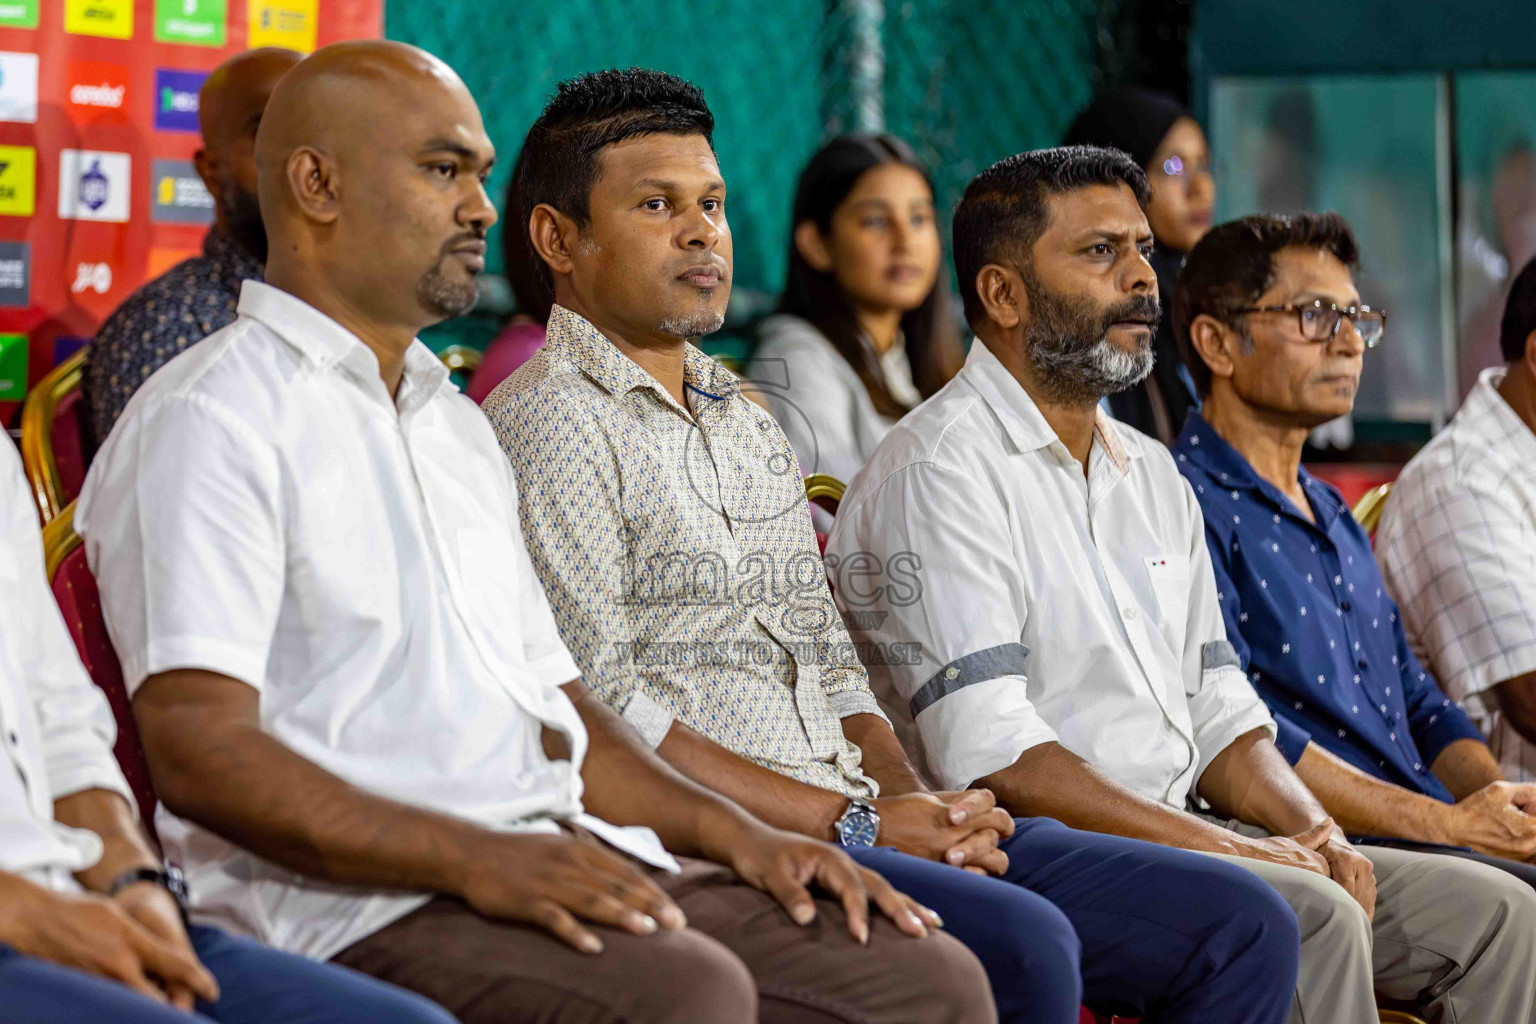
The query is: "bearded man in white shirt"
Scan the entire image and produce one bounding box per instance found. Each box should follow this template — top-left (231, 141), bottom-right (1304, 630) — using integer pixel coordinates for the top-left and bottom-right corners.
top-left (828, 145), bottom-right (1536, 1024)
top-left (77, 40), bottom-right (994, 1024)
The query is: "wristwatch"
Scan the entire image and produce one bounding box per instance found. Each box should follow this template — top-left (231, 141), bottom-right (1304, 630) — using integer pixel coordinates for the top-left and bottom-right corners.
top-left (833, 798), bottom-right (880, 848)
top-left (109, 864), bottom-right (191, 923)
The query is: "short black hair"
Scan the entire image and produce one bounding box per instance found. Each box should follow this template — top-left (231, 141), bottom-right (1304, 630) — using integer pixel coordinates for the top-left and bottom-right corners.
top-left (515, 68), bottom-right (715, 287)
top-left (1501, 254), bottom-right (1536, 363)
top-left (1172, 212), bottom-right (1360, 398)
top-left (952, 145), bottom-right (1150, 331)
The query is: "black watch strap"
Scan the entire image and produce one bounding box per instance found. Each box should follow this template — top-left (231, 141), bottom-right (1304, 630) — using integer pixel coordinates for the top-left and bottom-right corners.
top-left (109, 865), bottom-right (190, 921)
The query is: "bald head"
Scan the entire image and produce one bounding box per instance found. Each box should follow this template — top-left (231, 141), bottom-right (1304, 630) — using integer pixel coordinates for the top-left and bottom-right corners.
top-left (193, 47), bottom-right (301, 263)
top-left (255, 40), bottom-right (497, 338)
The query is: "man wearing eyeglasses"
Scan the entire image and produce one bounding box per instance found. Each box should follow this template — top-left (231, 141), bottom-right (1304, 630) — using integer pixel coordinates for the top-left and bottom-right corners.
top-left (1172, 212), bottom-right (1536, 890)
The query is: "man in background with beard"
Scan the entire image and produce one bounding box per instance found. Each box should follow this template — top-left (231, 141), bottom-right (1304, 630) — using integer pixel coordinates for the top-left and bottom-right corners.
top-left (82, 47), bottom-right (301, 443)
top-left (829, 146), bottom-right (1536, 1023)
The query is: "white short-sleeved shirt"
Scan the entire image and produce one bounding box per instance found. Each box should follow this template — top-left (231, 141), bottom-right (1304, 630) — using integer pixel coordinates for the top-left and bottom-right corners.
top-left (1378, 366), bottom-right (1536, 780)
top-left (826, 341), bottom-right (1274, 801)
top-left (78, 282), bottom-right (675, 961)
top-left (0, 440), bottom-right (135, 893)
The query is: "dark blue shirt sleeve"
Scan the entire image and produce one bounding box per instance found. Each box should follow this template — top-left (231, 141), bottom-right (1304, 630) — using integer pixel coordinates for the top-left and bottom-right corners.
top-left (1394, 602), bottom-right (1486, 766)
top-left (1205, 522), bottom-right (1312, 765)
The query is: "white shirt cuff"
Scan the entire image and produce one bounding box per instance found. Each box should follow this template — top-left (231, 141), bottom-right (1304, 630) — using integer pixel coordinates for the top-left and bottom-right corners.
top-left (130, 636), bottom-right (271, 696)
top-left (915, 675), bottom-right (1057, 790)
top-left (1191, 665), bottom-right (1278, 785)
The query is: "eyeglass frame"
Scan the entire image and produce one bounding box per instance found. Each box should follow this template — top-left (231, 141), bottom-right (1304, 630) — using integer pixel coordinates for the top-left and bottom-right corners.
top-left (1231, 299), bottom-right (1387, 348)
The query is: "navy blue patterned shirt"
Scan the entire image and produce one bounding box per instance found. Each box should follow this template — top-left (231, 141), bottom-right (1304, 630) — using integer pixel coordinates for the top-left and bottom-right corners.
top-left (1174, 412), bottom-right (1485, 802)
top-left (82, 229), bottom-right (263, 442)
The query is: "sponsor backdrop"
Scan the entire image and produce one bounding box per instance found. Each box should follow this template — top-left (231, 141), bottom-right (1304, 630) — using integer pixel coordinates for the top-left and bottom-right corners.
top-left (0, 0), bottom-right (381, 421)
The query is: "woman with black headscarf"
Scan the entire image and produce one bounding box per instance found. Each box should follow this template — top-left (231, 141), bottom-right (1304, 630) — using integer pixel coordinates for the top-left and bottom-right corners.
top-left (1064, 88), bottom-right (1215, 444)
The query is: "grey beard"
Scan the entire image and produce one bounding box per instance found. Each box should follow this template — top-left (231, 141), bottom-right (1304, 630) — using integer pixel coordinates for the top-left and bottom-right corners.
top-left (1027, 330), bottom-right (1154, 405)
top-left (657, 310), bottom-right (725, 339)
top-left (417, 266), bottom-right (479, 319)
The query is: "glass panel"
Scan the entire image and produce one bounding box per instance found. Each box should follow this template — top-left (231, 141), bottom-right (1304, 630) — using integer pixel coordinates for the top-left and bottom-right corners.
top-left (1209, 75), bottom-right (1446, 423)
top-left (1453, 71), bottom-right (1536, 399)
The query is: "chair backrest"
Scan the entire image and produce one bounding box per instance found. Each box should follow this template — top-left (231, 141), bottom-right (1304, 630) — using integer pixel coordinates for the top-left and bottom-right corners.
top-left (43, 500), bottom-right (158, 831)
top-left (1351, 481), bottom-right (1394, 535)
top-left (20, 347), bottom-right (89, 525)
top-left (804, 473), bottom-right (846, 518)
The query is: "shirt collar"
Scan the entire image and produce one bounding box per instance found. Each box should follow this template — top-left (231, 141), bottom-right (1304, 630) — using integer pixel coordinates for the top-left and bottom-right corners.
top-left (544, 303), bottom-right (740, 412)
top-left (1461, 366), bottom-right (1536, 461)
top-left (961, 339), bottom-right (1137, 472)
top-left (235, 280), bottom-right (452, 407)
top-left (1175, 410), bottom-right (1346, 526)
top-left (203, 226), bottom-right (264, 283)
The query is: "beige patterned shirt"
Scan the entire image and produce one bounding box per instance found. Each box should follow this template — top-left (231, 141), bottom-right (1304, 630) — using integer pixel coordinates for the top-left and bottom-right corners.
top-left (483, 305), bottom-right (879, 799)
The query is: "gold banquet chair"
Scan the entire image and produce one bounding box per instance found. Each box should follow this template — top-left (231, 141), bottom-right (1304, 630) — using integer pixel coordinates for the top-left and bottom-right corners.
top-left (438, 344), bottom-right (482, 377)
top-left (1351, 481), bottom-right (1394, 534)
top-left (19, 347), bottom-right (90, 525)
top-left (804, 473), bottom-right (846, 519)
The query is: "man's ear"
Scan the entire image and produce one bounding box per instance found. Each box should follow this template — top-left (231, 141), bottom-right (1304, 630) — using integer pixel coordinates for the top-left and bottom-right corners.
top-left (285, 147), bottom-right (339, 224)
top-left (1523, 328), bottom-right (1536, 375)
top-left (975, 264), bottom-right (1026, 331)
top-left (192, 148), bottom-right (219, 204)
top-left (1188, 313), bottom-right (1238, 390)
top-left (793, 220), bottom-right (834, 273)
top-left (528, 203), bottom-right (578, 280)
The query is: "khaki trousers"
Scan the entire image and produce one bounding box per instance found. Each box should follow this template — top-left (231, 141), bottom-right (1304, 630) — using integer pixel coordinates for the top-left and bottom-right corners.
top-left (1204, 842), bottom-right (1536, 1023)
top-left (332, 855), bottom-right (996, 1024)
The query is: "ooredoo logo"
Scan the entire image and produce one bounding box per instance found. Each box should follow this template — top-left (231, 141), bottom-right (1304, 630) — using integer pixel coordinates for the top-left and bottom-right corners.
top-left (66, 61), bottom-right (129, 121)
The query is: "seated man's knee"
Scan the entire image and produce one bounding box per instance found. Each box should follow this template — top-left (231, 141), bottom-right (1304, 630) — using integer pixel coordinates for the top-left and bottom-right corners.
top-left (1203, 860), bottom-right (1302, 970)
top-left (637, 930), bottom-right (757, 1024)
top-left (1283, 867), bottom-right (1371, 949)
top-left (877, 926), bottom-right (998, 1024)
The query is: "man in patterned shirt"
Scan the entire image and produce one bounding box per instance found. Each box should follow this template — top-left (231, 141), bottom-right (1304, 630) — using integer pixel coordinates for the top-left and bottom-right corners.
top-left (487, 69), bottom-right (1301, 1024)
top-left (81, 47), bottom-right (301, 442)
top-left (1380, 256), bottom-right (1536, 784)
top-left (1172, 213), bottom-right (1536, 890)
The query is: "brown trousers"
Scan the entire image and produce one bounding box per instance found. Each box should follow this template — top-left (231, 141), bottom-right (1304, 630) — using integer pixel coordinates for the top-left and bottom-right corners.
top-left (331, 856), bottom-right (995, 1024)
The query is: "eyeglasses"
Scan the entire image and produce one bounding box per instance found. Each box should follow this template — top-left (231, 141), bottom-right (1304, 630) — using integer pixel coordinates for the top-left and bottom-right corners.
top-left (1152, 154), bottom-right (1213, 188)
top-left (1233, 300), bottom-right (1387, 348)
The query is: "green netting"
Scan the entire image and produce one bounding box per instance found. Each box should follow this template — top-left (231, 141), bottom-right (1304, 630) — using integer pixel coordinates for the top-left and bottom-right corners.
top-left (385, 0), bottom-right (1102, 350)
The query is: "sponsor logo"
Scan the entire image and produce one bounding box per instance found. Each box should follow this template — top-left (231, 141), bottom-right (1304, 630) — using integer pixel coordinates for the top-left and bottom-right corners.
top-left (0, 52), bottom-right (38, 124)
top-left (70, 261), bottom-right (113, 295)
top-left (0, 0), bottom-right (37, 29)
top-left (155, 0), bottom-right (225, 46)
top-left (58, 150), bottom-right (130, 223)
top-left (65, 0), bottom-right (133, 39)
top-left (151, 159), bottom-right (213, 224)
top-left (0, 241), bottom-right (28, 307)
top-left (65, 61), bottom-right (130, 122)
top-left (248, 0), bottom-right (315, 52)
top-left (0, 145), bottom-right (36, 217)
top-left (153, 68), bottom-right (204, 132)
top-left (0, 332), bottom-right (25, 401)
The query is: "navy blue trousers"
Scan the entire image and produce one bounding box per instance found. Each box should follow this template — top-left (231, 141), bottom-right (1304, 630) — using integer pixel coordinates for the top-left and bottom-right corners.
top-left (849, 817), bottom-right (1299, 1024)
top-left (0, 923), bottom-right (457, 1024)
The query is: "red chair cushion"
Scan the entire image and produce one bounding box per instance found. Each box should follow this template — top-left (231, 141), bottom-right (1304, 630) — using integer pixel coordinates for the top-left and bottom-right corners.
top-left (50, 545), bottom-right (157, 832)
top-left (51, 388), bottom-right (88, 509)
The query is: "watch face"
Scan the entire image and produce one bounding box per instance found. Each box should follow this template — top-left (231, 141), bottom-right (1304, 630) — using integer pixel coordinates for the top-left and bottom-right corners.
top-left (837, 810), bottom-right (879, 847)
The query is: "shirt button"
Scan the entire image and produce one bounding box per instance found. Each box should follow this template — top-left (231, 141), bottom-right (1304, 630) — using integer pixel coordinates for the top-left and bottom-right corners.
top-left (1357, 658), bottom-right (1369, 670)
top-left (5, 731), bottom-right (15, 746)
top-left (945, 667), bottom-right (960, 681)
top-left (1341, 600), bottom-right (1352, 611)
top-left (1123, 606), bottom-right (1139, 621)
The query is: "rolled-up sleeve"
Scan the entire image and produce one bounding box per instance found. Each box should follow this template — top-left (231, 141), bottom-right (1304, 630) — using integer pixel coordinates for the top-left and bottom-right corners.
top-left (78, 394), bottom-right (284, 697)
top-left (827, 460), bottom-right (1056, 790)
top-left (487, 392), bottom-right (674, 748)
top-left (1179, 481), bottom-right (1276, 784)
top-left (1, 445), bottom-right (132, 809)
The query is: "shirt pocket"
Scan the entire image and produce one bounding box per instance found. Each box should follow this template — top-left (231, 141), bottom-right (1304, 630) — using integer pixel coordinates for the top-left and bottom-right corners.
top-left (1145, 554), bottom-right (1190, 633)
